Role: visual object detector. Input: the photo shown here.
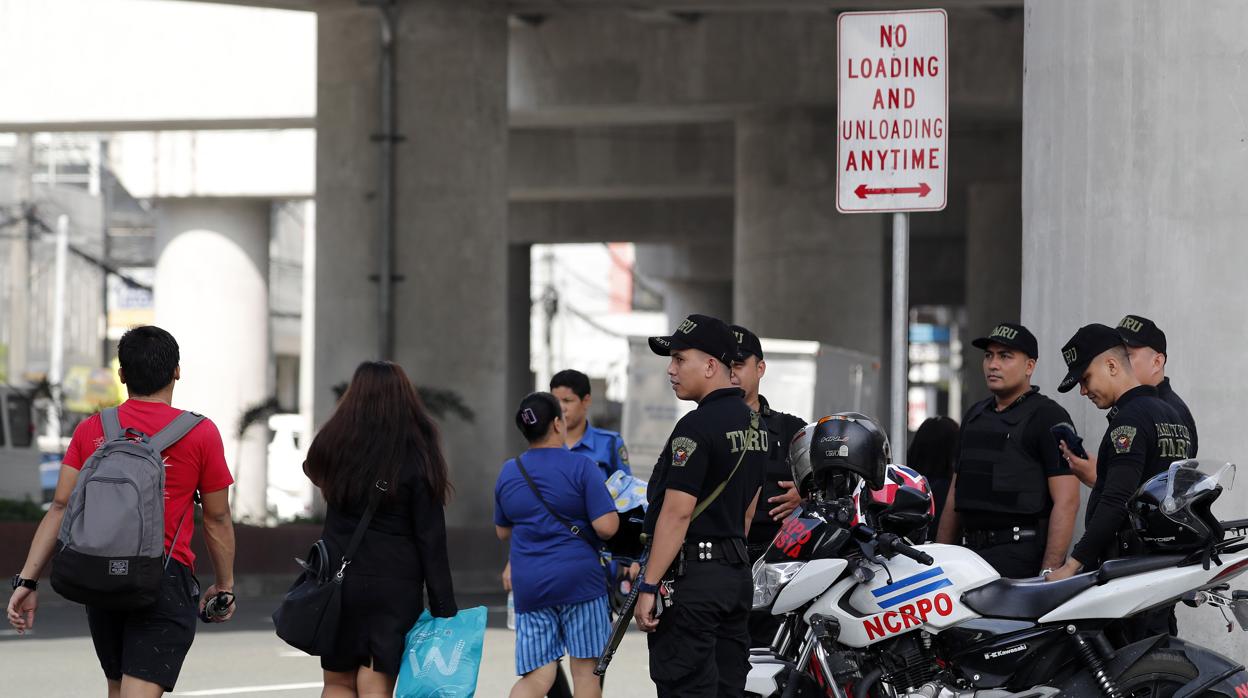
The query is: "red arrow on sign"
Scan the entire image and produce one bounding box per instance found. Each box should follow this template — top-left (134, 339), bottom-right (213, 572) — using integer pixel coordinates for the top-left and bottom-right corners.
top-left (854, 182), bottom-right (932, 199)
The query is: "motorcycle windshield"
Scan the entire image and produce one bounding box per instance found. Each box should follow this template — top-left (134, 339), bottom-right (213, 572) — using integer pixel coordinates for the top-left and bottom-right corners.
top-left (1163, 460), bottom-right (1235, 517)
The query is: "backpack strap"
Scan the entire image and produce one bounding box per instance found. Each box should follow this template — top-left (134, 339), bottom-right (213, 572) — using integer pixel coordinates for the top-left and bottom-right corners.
top-left (101, 407), bottom-right (124, 441)
top-left (148, 411), bottom-right (206, 454)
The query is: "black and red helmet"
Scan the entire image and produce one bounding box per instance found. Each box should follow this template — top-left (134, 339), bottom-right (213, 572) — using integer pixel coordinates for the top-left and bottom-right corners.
top-left (806, 412), bottom-right (890, 496)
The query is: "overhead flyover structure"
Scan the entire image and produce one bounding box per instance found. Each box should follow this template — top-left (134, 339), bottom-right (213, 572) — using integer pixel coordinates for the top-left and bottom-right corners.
top-left (309, 0), bottom-right (1024, 592)
top-left (167, 0), bottom-right (1243, 658)
top-left (7, 0), bottom-right (1023, 590)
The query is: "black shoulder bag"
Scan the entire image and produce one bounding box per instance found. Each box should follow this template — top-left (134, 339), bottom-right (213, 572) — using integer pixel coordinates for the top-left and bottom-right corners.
top-left (514, 454), bottom-right (615, 602)
top-left (273, 480), bottom-right (388, 656)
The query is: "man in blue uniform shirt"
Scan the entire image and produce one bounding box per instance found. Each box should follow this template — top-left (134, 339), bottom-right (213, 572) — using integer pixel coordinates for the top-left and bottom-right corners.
top-left (551, 369), bottom-right (632, 480)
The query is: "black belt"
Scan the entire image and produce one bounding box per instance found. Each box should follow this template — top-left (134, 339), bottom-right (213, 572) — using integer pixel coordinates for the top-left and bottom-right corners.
top-left (963, 526), bottom-right (1043, 549)
top-left (682, 538), bottom-right (749, 565)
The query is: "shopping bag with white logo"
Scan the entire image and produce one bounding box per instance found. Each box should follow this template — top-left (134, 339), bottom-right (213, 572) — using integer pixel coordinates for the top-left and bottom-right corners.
top-left (396, 606), bottom-right (486, 698)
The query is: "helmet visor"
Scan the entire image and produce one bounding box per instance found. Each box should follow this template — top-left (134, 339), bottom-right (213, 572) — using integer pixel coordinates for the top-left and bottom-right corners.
top-left (1162, 460), bottom-right (1236, 516)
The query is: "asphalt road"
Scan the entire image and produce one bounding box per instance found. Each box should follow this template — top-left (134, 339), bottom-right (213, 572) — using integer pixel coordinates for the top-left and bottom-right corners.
top-left (0, 588), bottom-right (656, 697)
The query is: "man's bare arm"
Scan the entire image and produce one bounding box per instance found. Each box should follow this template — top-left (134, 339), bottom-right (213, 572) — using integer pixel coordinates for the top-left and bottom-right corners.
top-left (1042, 475), bottom-right (1080, 572)
top-left (200, 489), bottom-right (236, 589)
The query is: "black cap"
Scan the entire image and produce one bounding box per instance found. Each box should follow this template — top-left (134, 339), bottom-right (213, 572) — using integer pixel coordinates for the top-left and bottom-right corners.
top-left (971, 322), bottom-right (1039, 359)
top-left (1057, 323), bottom-right (1126, 393)
top-left (730, 324), bottom-right (764, 361)
top-left (649, 314), bottom-right (737, 365)
top-left (1117, 314), bottom-right (1167, 355)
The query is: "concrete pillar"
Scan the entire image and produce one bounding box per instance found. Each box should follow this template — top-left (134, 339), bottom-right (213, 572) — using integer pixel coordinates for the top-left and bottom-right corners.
top-left (635, 242), bottom-right (733, 326)
top-left (735, 108), bottom-right (886, 353)
top-left (735, 108), bottom-right (888, 424)
top-left (507, 244), bottom-right (532, 456)
top-left (1023, 0), bottom-right (1248, 658)
top-left (963, 180), bottom-right (1021, 410)
top-left (154, 198), bottom-right (270, 522)
top-left (317, 0), bottom-right (508, 589)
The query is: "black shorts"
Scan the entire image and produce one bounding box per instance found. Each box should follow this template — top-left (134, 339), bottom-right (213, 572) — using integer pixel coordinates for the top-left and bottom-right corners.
top-left (86, 560), bottom-right (200, 691)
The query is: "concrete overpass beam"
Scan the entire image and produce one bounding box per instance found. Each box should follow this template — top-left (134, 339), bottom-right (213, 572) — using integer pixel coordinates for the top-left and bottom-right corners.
top-left (509, 123), bottom-right (733, 201)
top-left (508, 196), bottom-right (732, 244)
top-left (509, 9), bottom-right (1022, 126)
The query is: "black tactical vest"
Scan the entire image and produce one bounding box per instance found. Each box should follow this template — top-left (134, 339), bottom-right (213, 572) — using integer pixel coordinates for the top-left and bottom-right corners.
top-left (955, 394), bottom-right (1050, 518)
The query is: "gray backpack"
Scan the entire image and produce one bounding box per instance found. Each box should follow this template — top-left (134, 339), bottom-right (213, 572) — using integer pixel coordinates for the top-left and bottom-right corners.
top-left (51, 407), bottom-right (204, 610)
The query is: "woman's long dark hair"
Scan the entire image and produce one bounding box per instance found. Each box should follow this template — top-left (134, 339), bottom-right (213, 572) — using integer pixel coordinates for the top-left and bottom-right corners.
top-left (304, 361), bottom-right (451, 509)
top-left (906, 416), bottom-right (959, 480)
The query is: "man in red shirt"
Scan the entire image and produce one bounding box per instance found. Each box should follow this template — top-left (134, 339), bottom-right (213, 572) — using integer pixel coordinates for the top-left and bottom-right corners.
top-left (6, 326), bottom-right (237, 697)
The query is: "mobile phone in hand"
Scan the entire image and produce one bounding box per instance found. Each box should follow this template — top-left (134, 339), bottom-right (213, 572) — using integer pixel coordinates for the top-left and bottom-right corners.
top-left (1050, 422), bottom-right (1088, 460)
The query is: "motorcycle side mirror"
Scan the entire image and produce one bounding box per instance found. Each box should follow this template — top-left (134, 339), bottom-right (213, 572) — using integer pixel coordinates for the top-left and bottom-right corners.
top-left (889, 485), bottom-right (931, 511)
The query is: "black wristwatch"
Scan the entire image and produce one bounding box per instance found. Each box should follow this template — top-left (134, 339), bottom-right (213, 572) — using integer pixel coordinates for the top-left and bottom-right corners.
top-left (11, 575), bottom-right (37, 591)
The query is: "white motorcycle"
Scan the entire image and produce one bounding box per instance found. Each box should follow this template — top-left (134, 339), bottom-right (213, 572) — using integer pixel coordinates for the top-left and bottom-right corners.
top-left (746, 460), bottom-right (1248, 698)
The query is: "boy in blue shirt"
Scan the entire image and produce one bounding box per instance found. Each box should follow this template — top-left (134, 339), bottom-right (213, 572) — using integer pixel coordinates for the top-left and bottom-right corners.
top-left (496, 392), bottom-right (619, 698)
top-left (551, 369), bottom-right (632, 480)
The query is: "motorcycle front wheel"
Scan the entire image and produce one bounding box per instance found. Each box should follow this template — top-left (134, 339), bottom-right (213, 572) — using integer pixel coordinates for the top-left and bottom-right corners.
top-left (1117, 649), bottom-right (1199, 697)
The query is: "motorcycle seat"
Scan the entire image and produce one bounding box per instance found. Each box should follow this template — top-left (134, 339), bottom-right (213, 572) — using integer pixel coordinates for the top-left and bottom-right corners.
top-left (1095, 554), bottom-right (1186, 583)
top-left (961, 572), bottom-right (1098, 620)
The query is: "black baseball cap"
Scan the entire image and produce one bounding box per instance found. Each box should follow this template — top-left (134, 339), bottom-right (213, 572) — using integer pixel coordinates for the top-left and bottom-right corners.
top-left (1117, 314), bottom-right (1167, 355)
top-left (1057, 323), bottom-right (1126, 393)
top-left (730, 324), bottom-right (764, 361)
top-left (971, 322), bottom-right (1039, 359)
top-left (649, 314), bottom-right (736, 365)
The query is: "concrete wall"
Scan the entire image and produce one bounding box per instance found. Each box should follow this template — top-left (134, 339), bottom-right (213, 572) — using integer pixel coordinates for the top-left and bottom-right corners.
top-left (1022, 0), bottom-right (1248, 658)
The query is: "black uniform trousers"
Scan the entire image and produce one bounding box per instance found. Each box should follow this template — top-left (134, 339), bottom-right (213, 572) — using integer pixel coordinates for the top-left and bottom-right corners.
top-left (972, 540), bottom-right (1046, 579)
top-left (648, 558), bottom-right (753, 697)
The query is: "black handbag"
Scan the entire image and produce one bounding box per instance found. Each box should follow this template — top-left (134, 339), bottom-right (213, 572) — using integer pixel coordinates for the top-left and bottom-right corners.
top-left (514, 454), bottom-right (615, 602)
top-left (272, 480), bottom-right (387, 656)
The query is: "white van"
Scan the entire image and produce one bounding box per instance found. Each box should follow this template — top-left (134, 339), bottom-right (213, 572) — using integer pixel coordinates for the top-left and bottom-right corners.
top-left (0, 387), bottom-right (41, 502)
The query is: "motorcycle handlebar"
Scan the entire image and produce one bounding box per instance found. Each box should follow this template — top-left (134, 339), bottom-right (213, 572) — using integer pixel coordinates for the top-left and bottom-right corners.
top-left (879, 533), bottom-right (934, 566)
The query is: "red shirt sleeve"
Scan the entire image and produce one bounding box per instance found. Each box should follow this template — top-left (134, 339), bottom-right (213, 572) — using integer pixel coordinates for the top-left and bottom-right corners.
top-left (62, 415), bottom-right (104, 470)
top-left (194, 419), bottom-right (234, 494)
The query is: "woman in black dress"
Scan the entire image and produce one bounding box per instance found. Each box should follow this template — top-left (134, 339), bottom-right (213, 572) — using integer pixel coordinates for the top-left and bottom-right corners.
top-left (303, 361), bottom-right (457, 698)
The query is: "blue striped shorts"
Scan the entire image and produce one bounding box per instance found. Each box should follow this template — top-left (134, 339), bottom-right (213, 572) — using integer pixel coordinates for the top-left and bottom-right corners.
top-left (514, 595), bottom-right (611, 676)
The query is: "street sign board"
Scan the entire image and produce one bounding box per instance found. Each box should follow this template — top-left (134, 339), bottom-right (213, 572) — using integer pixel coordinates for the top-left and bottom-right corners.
top-left (836, 9), bottom-right (948, 213)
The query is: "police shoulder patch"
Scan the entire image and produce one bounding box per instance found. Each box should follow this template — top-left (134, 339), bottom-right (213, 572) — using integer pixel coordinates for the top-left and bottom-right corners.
top-left (671, 436), bottom-right (698, 467)
top-left (1111, 425), bottom-right (1138, 454)
top-left (618, 443), bottom-right (630, 465)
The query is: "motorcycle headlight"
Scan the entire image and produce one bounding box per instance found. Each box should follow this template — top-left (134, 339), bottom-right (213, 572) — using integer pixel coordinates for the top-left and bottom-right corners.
top-left (752, 561), bottom-right (807, 610)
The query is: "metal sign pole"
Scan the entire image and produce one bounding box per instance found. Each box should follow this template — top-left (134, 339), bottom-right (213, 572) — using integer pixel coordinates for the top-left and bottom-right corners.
top-left (890, 211), bottom-right (909, 458)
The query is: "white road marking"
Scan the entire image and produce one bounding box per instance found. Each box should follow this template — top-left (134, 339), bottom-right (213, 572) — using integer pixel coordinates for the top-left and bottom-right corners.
top-left (173, 682), bottom-right (323, 695)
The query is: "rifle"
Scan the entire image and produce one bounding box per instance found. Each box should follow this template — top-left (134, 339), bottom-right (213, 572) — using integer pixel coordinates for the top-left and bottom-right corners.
top-left (595, 562), bottom-right (646, 677)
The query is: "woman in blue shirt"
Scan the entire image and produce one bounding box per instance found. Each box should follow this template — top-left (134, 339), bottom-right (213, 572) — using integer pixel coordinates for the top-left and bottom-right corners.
top-left (496, 392), bottom-right (619, 698)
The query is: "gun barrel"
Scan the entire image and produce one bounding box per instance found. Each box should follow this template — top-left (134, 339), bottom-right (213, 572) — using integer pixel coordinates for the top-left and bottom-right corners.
top-left (594, 564), bottom-right (646, 677)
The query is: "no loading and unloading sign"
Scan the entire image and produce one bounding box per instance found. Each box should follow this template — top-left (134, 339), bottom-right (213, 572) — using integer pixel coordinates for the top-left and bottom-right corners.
top-left (836, 9), bottom-right (948, 213)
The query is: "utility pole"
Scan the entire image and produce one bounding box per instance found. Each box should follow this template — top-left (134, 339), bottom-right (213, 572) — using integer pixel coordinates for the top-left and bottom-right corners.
top-left (48, 215), bottom-right (69, 443)
top-left (7, 134), bottom-right (33, 386)
top-left (99, 137), bottom-right (113, 367)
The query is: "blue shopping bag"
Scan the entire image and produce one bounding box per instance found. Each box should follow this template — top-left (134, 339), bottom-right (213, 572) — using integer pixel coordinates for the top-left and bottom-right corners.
top-left (396, 606), bottom-right (487, 698)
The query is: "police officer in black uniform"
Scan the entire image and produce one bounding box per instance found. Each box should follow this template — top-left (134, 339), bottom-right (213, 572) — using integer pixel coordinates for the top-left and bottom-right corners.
top-left (935, 322), bottom-right (1081, 578)
top-left (1061, 314), bottom-right (1199, 487)
top-left (635, 313), bottom-right (767, 697)
top-left (728, 325), bottom-right (807, 648)
top-left (1046, 324), bottom-right (1191, 637)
